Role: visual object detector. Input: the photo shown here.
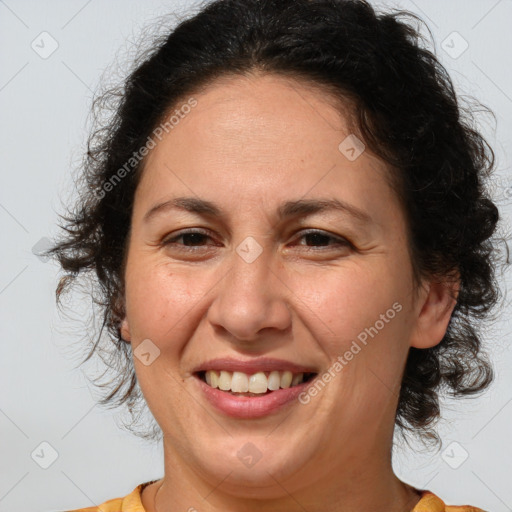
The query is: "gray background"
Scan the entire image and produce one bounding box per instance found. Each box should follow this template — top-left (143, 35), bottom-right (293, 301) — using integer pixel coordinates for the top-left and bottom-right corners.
top-left (1, 1), bottom-right (511, 511)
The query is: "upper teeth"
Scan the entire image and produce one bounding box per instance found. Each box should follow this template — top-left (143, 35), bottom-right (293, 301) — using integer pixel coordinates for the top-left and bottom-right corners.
top-left (204, 370), bottom-right (305, 393)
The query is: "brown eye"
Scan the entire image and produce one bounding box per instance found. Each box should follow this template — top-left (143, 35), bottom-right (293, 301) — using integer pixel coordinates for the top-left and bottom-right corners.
top-left (162, 229), bottom-right (214, 249)
top-left (293, 230), bottom-right (351, 249)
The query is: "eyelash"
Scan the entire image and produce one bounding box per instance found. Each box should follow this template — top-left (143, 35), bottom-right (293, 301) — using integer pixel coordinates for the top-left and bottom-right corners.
top-left (161, 228), bottom-right (352, 252)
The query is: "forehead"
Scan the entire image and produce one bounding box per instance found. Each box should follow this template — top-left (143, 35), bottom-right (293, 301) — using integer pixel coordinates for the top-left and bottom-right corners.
top-left (165, 72), bottom-right (357, 151)
top-left (133, 73), bottom-right (396, 225)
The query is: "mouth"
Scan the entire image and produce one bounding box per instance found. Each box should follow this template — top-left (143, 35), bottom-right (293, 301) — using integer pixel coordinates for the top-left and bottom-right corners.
top-left (195, 370), bottom-right (318, 397)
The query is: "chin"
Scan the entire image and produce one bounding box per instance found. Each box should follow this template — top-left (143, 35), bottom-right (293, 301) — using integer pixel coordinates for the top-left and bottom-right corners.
top-left (194, 443), bottom-right (311, 497)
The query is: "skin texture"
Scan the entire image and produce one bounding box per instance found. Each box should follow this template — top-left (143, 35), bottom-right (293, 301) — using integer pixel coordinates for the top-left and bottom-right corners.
top-left (120, 73), bottom-right (458, 512)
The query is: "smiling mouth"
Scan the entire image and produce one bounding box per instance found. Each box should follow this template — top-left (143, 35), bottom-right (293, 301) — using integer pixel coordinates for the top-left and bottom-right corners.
top-left (195, 370), bottom-right (318, 396)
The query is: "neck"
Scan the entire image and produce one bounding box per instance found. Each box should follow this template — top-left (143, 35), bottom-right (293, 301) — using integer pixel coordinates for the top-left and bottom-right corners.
top-left (143, 443), bottom-right (421, 512)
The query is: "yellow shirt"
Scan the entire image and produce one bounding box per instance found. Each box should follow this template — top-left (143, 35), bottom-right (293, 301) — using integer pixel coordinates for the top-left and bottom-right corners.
top-left (65, 481), bottom-right (487, 511)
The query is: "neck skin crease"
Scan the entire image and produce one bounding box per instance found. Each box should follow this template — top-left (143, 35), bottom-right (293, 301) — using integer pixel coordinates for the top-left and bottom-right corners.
top-left (141, 442), bottom-right (423, 512)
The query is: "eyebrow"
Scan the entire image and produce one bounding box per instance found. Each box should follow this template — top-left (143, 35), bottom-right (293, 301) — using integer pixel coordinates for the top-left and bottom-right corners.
top-left (142, 196), bottom-right (373, 225)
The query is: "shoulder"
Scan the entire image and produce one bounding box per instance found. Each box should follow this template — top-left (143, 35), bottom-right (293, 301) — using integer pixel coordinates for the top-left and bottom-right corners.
top-left (445, 506), bottom-right (488, 512)
top-left (413, 490), bottom-right (488, 512)
top-left (64, 480), bottom-right (155, 511)
top-left (64, 495), bottom-right (124, 512)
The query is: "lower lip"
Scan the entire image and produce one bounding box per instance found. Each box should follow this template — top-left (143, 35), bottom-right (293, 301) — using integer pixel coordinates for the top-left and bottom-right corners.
top-left (194, 374), bottom-right (316, 419)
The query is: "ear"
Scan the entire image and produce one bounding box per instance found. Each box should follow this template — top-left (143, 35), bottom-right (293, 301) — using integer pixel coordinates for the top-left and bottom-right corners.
top-left (120, 317), bottom-right (132, 343)
top-left (410, 273), bottom-right (460, 349)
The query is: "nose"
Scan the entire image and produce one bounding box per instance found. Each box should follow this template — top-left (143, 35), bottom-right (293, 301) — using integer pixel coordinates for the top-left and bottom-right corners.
top-left (206, 239), bottom-right (292, 344)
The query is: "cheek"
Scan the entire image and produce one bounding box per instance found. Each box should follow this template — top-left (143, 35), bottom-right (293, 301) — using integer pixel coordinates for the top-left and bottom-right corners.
top-left (124, 259), bottom-right (197, 340)
top-left (124, 244), bottom-right (411, 361)
top-left (292, 264), bottom-right (401, 352)
top-left (300, 268), bottom-right (409, 409)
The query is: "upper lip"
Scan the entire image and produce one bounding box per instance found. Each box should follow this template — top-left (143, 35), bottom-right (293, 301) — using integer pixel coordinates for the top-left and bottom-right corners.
top-left (192, 357), bottom-right (318, 375)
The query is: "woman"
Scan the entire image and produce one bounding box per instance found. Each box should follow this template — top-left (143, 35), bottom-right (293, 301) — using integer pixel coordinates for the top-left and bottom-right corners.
top-left (47, 0), bottom-right (501, 510)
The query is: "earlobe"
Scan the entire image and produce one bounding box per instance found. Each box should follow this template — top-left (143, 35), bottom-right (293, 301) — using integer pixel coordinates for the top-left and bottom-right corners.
top-left (120, 317), bottom-right (132, 343)
top-left (410, 275), bottom-right (460, 349)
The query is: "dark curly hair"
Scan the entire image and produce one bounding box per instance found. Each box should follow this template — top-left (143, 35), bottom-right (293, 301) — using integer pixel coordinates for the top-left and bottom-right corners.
top-left (44, 0), bottom-right (505, 449)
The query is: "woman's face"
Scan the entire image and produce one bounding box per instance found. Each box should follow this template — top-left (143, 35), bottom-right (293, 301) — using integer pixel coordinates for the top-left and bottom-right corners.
top-left (120, 73), bottom-right (451, 497)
